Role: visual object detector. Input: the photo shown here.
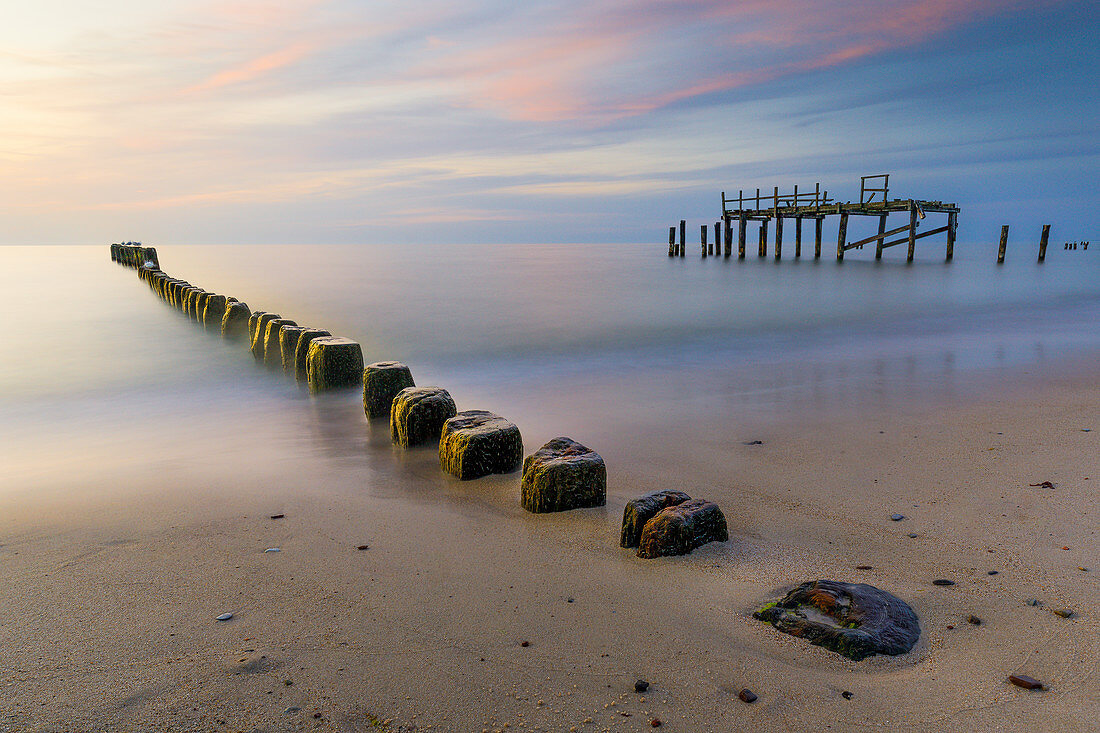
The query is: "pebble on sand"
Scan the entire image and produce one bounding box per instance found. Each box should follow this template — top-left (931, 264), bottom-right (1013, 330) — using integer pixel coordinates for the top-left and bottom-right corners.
top-left (634, 680), bottom-right (649, 693)
top-left (841, 690), bottom-right (853, 699)
top-left (270, 514), bottom-right (285, 519)
top-left (891, 514), bottom-right (904, 521)
top-left (1052, 609), bottom-right (1074, 618)
top-left (738, 689), bottom-right (758, 703)
top-left (357, 544), bottom-right (369, 551)
top-left (1008, 674), bottom-right (1044, 690)
top-left (967, 614), bottom-right (982, 625)
top-left (216, 613), bottom-right (233, 621)
top-left (264, 548), bottom-right (280, 553)
top-left (932, 579), bottom-right (956, 586)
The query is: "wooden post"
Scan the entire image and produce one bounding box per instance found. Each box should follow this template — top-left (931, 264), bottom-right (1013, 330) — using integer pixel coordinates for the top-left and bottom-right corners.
top-left (875, 214), bottom-right (888, 260)
top-left (795, 217), bottom-right (802, 258)
top-left (724, 216), bottom-right (732, 258)
top-left (701, 224), bottom-right (708, 257)
top-left (1038, 224), bottom-right (1050, 262)
top-left (738, 213), bottom-right (747, 259)
top-left (679, 220), bottom-right (686, 258)
top-left (714, 222), bottom-right (720, 257)
top-left (946, 211), bottom-right (957, 262)
top-left (906, 205), bottom-right (918, 262)
top-left (836, 212), bottom-right (848, 260)
top-left (775, 216), bottom-right (783, 259)
top-left (759, 219), bottom-right (768, 257)
top-left (814, 217), bottom-right (822, 258)
top-left (997, 225), bottom-right (1008, 263)
top-left (668, 226), bottom-right (675, 256)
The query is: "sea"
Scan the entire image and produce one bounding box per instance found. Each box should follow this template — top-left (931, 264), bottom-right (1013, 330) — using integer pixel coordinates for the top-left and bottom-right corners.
top-left (2, 240), bottom-right (1098, 510)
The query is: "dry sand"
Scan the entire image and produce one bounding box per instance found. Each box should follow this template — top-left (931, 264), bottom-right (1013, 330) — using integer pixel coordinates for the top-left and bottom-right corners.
top-left (1, 370), bottom-right (1097, 733)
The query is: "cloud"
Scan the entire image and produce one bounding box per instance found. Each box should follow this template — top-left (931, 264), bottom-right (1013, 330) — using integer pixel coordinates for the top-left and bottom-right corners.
top-left (181, 41), bottom-right (316, 94)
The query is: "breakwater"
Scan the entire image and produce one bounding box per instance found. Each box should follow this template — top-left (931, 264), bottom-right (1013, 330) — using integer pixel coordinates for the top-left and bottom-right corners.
top-left (111, 243), bottom-right (729, 559)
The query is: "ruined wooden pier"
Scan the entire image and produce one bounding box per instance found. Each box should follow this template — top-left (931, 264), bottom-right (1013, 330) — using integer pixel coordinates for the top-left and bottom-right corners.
top-left (669, 175), bottom-right (961, 263)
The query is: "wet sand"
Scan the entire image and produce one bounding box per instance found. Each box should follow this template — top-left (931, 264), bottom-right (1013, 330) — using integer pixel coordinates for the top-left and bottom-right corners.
top-left (1, 368), bottom-right (1097, 732)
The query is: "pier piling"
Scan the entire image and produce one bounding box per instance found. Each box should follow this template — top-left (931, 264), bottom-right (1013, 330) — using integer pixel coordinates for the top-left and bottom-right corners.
top-left (836, 213), bottom-right (848, 261)
top-left (738, 213), bottom-right (747, 258)
top-left (775, 216), bottom-right (783, 260)
top-left (701, 224), bottom-right (708, 257)
top-left (998, 225), bottom-right (1009, 264)
top-left (668, 226), bottom-right (675, 256)
top-left (1038, 224), bottom-right (1050, 262)
top-left (679, 220), bottom-right (686, 258)
top-left (814, 218), bottom-right (822, 258)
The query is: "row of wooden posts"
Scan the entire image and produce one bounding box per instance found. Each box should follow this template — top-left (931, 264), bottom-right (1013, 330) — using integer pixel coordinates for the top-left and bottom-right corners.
top-left (669, 221), bottom-right (1056, 263)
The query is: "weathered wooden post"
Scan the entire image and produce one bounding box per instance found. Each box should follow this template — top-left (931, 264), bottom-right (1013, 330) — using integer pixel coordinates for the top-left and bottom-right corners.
top-left (679, 220), bottom-right (686, 258)
top-left (737, 213), bottom-right (747, 259)
top-left (758, 219), bottom-right (768, 257)
top-left (1038, 224), bottom-right (1050, 262)
top-left (795, 217), bottom-right (802, 258)
top-left (723, 216), bottom-right (732, 258)
top-left (875, 214), bottom-right (888, 260)
top-left (814, 218), bottom-right (822, 258)
top-left (946, 211), bottom-right (957, 262)
top-left (668, 226), bottom-right (675, 256)
top-left (836, 212), bottom-right (848, 261)
top-left (714, 222), bottom-right (720, 257)
top-left (906, 205), bottom-right (918, 263)
top-left (998, 225), bottom-right (1009, 264)
top-left (774, 216), bottom-right (783, 260)
top-left (700, 224), bottom-right (708, 257)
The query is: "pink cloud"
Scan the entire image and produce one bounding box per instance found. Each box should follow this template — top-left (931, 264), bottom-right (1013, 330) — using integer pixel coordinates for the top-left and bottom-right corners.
top-left (181, 41), bottom-right (315, 94)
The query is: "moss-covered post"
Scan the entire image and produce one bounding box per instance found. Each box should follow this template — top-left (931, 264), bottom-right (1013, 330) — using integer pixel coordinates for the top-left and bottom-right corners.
top-left (306, 337), bottom-right (364, 393)
top-left (1038, 223), bottom-right (1049, 262)
top-left (836, 213), bottom-right (848, 261)
top-left (997, 224), bottom-right (1008, 264)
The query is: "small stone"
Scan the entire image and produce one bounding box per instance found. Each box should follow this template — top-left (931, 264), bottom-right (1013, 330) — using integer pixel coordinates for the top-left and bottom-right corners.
top-left (264, 548), bottom-right (280, 553)
top-left (520, 641), bottom-right (530, 647)
top-left (946, 624), bottom-right (954, 630)
top-left (567, 597), bottom-right (574, 603)
top-left (932, 579), bottom-right (955, 586)
top-left (856, 565), bottom-right (873, 570)
top-left (284, 679), bottom-right (293, 686)
top-left (216, 613), bottom-right (233, 621)
top-left (967, 614), bottom-right (981, 625)
top-left (650, 720), bottom-right (661, 728)
top-left (742, 440), bottom-right (763, 445)
top-left (270, 514), bottom-right (285, 519)
top-left (357, 545), bottom-right (369, 551)
top-left (1052, 609), bottom-right (1074, 618)
top-left (988, 570), bottom-right (999, 575)
top-left (313, 713), bottom-right (321, 719)
top-left (891, 514), bottom-right (904, 521)
top-left (1008, 674), bottom-right (1044, 690)
top-left (1080, 567), bottom-right (1088, 572)
top-left (634, 680), bottom-right (649, 693)
top-left (841, 690), bottom-right (853, 699)
top-left (908, 533), bottom-right (919, 538)
top-left (1026, 598), bottom-right (1040, 607)
top-left (285, 706), bottom-right (301, 714)
top-left (738, 689), bottom-right (757, 703)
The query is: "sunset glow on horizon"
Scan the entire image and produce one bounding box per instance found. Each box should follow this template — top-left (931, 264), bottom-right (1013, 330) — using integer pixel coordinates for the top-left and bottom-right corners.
top-left (3, 0), bottom-right (1098, 245)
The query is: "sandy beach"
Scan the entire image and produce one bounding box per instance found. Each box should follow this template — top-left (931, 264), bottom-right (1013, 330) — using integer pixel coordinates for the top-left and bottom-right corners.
top-left (2, 356), bottom-right (1096, 732)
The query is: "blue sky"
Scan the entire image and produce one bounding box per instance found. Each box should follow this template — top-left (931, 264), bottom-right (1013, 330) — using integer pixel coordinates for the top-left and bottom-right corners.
top-left (2, 0), bottom-right (1097, 245)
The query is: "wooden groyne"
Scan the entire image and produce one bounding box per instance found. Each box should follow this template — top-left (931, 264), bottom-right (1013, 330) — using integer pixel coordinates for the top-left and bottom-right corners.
top-left (109, 244), bottom-right (729, 561)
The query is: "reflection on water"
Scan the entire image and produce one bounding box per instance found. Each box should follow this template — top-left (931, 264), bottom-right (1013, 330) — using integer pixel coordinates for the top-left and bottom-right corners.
top-left (0, 243), bottom-right (1098, 503)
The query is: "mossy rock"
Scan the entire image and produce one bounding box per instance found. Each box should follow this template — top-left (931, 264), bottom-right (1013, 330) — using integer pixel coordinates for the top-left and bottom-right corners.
top-left (390, 387), bottom-right (456, 448)
top-left (753, 580), bottom-right (921, 661)
top-left (249, 313), bottom-right (280, 359)
top-left (221, 301), bottom-right (251, 339)
top-left (521, 437), bottom-right (606, 513)
top-left (620, 490), bottom-right (692, 548)
top-left (202, 294), bottom-right (229, 331)
top-left (439, 410), bottom-right (523, 480)
top-left (306, 337), bottom-right (363, 393)
top-left (279, 326), bottom-right (305, 375)
top-left (362, 361), bottom-right (415, 419)
top-left (263, 319), bottom-right (298, 368)
top-left (293, 329), bottom-right (330, 382)
top-left (636, 498), bottom-right (728, 559)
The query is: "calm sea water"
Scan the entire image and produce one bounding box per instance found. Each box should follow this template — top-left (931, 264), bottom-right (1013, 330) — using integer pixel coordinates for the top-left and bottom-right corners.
top-left (2, 241), bottom-right (1098, 504)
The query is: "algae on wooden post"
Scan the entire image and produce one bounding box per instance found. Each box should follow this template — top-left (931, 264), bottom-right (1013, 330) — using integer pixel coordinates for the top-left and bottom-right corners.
top-left (306, 337), bottom-right (364, 393)
top-left (620, 490), bottom-right (692, 548)
top-left (249, 313), bottom-right (280, 360)
top-left (362, 361), bottom-right (415, 419)
top-left (636, 499), bottom-right (728, 559)
top-left (263, 319), bottom-right (298, 368)
top-left (202, 294), bottom-right (229, 331)
top-left (279, 326), bottom-right (305, 375)
top-left (293, 329), bottom-right (330, 382)
top-left (221, 301), bottom-right (251, 339)
top-left (390, 387), bottom-right (456, 448)
top-left (521, 437), bottom-right (606, 513)
top-left (439, 410), bottom-right (523, 480)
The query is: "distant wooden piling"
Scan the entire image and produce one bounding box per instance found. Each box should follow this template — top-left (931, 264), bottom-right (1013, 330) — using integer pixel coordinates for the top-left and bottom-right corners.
top-left (713, 222), bottom-right (720, 257)
top-left (835, 213), bottom-right (848, 261)
top-left (814, 218), bottom-right (822, 258)
top-left (700, 224), bottom-right (708, 257)
top-left (723, 217), bottom-right (732, 258)
top-left (679, 220), bottom-right (686, 258)
top-left (946, 211), bottom-right (957, 261)
top-left (1038, 224), bottom-right (1050, 262)
top-left (906, 206), bottom-right (918, 263)
top-left (794, 217), bottom-right (802, 258)
top-left (758, 220), bottom-right (768, 258)
top-left (774, 216), bottom-right (783, 260)
top-left (998, 225), bottom-right (1009, 264)
top-left (875, 215), bottom-right (888, 260)
top-left (738, 213), bottom-right (747, 258)
top-left (668, 226), bottom-right (675, 256)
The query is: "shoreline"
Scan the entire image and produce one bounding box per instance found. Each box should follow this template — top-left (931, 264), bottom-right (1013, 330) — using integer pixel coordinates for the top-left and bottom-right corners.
top-left (2, 358), bottom-right (1097, 731)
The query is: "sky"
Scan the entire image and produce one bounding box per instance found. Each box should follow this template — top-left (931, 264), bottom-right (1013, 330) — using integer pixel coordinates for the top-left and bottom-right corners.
top-left (2, 0), bottom-right (1098, 245)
